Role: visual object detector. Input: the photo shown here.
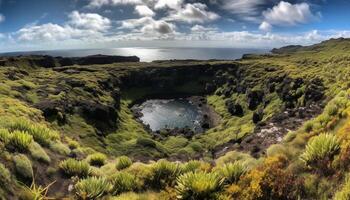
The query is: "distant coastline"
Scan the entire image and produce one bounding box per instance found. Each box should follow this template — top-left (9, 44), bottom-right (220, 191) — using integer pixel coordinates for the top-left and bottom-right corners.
top-left (0, 47), bottom-right (269, 62)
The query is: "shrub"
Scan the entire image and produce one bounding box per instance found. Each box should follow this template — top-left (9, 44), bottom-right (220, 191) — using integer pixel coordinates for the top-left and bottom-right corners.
top-left (149, 160), bottom-right (181, 189)
top-left (9, 131), bottom-right (33, 152)
top-left (13, 154), bottom-right (33, 180)
top-left (87, 153), bottom-right (107, 167)
top-left (29, 142), bottom-right (51, 163)
top-left (216, 161), bottom-right (247, 184)
top-left (300, 133), bottom-right (340, 171)
top-left (116, 156), bottom-right (132, 170)
top-left (75, 176), bottom-right (111, 199)
top-left (110, 172), bottom-right (137, 195)
top-left (68, 140), bottom-right (80, 149)
top-left (59, 158), bottom-right (90, 177)
top-left (0, 128), bottom-right (10, 145)
top-left (176, 171), bottom-right (224, 200)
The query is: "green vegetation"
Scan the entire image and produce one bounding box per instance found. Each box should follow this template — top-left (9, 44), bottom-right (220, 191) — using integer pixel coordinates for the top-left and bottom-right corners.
top-left (175, 171), bottom-right (224, 200)
top-left (116, 156), bottom-right (133, 170)
top-left (86, 153), bottom-right (107, 167)
top-left (75, 177), bottom-right (112, 199)
top-left (3, 39), bottom-right (350, 198)
top-left (59, 159), bottom-right (90, 177)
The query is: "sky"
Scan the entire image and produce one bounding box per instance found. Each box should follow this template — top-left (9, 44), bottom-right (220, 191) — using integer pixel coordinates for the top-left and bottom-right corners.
top-left (1, 0), bottom-right (350, 52)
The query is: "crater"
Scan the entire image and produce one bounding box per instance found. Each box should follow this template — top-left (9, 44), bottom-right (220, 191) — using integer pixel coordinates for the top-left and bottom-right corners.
top-left (132, 96), bottom-right (220, 135)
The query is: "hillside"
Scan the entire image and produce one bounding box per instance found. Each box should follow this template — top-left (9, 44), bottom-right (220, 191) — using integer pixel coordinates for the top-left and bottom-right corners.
top-left (1, 38), bottom-right (350, 199)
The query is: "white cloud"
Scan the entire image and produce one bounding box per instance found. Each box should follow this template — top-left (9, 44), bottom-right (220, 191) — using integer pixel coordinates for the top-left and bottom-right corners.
top-left (219, 0), bottom-right (267, 22)
top-left (260, 1), bottom-right (320, 29)
top-left (16, 11), bottom-right (111, 42)
top-left (259, 21), bottom-right (272, 32)
top-left (135, 5), bottom-right (155, 16)
top-left (68, 11), bottom-right (111, 31)
top-left (191, 25), bottom-right (218, 32)
top-left (165, 3), bottom-right (219, 23)
top-left (87, 0), bottom-right (144, 8)
top-left (154, 0), bottom-right (183, 10)
top-left (0, 14), bottom-right (4, 23)
top-left (120, 17), bottom-right (176, 36)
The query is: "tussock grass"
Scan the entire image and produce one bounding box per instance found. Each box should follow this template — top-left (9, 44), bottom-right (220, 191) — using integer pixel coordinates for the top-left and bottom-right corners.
top-left (75, 177), bottom-right (111, 199)
top-left (59, 159), bottom-right (90, 177)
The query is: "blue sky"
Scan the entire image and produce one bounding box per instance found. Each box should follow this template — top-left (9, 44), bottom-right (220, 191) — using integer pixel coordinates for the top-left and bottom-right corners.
top-left (0, 0), bottom-right (350, 52)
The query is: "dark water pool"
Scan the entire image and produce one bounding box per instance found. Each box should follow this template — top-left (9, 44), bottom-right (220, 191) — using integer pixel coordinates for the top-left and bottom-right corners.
top-left (136, 99), bottom-right (203, 132)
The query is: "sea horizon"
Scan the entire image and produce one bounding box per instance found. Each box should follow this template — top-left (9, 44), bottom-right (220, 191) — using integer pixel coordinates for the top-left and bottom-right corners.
top-left (0, 47), bottom-right (270, 62)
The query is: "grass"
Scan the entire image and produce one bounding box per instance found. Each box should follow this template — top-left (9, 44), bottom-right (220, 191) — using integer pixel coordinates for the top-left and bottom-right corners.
top-left (59, 158), bottom-right (90, 178)
top-left (29, 142), bottom-right (51, 163)
top-left (215, 161), bottom-right (247, 184)
top-left (110, 172), bottom-right (137, 195)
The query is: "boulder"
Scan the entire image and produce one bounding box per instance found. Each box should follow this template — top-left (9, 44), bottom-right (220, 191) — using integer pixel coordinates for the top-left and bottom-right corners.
top-left (225, 100), bottom-right (244, 117)
top-left (247, 90), bottom-right (264, 110)
top-left (253, 109), bottom-right (264, 124)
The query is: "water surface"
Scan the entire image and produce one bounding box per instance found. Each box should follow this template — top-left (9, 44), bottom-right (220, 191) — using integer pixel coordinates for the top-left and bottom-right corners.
top-left (0, 47), bottom-right (268, 62)
top-left (137, 99), bottom-right (203, 132)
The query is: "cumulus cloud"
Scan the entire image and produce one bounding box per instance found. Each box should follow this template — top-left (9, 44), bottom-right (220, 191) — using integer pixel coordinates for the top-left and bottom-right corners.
top-left (87, 0), bottom-right (144, 8)
top-left (219, 0), bottom-right (269, 22)
top-left (16, 11), bottom-right (111, 42)
top-left (259, 21), bottom-right (272, 32)
top-left (135, 5), bottom-right (155, 16)
top-left (154, 0), bottom-right (183, 10)
top-left (165, 3), bottom-right (219, 23)
top-left (120, 17), bottom-right (176, 36)
top-left (68, 11), bottom-right (111, 31)
top-left (260, 1), bottom-right (320, 30)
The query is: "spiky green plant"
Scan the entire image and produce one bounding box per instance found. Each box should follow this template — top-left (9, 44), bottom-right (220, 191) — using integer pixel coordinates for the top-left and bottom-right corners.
top-left (0, 128), bottom-right (11, 145)
top-left (9, 130), bottom-right (33, 152)
top-left (87, 153), bottom-right (107, 167)
top-left (9, 119), bottom-right (59, 146)
top-left (19, 180), bottom-right (55, 200)
top-left (75, 176), bottom-right (111, 200)
top-left (334, 174), bottom-right (350, 200)
top-left (116, 156), bottom-right (132, 170)
top-left (149, 160), bottom-right (181, 189)
top-left (181, 160), bottom-right (203, 173)
top-left (110, 172), bottom-right (137, 195)
top-left (300, 133), bottom-right (340, 168)
top-left (216, 161), bottom-right (247, 184)
top-left (175, 171), bottom-right (224, 200)
top-left (59, 158), bottom-right (90, 177)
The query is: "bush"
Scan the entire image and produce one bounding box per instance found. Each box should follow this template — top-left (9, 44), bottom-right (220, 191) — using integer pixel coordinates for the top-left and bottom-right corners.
top-left (59, 158), bottom-right (90, 177)
top-left (216, 161), bottom-right (247, 184)
top-left (304, 121), bottom-right (314, 133)
top-left (9, 131), bottom-right (33, 152)
top-left (300, 133), bottom-right (340, 170)
top-left (176, 171), bottom-right (224, 200)
top-left (110, 172), bottom-right (137, 195)
top-left (13, 154), bottom-right (33, 180)
top-left (29, 142), bottom-right (51, 163)
top-left (75, 176), bottom-right (111, 199)
top-left (149, 160), bottom-right (181, 189)
top-left (87, 153), bottom-right (107, 167)
top-left (116, 156), bottom-right (132, 170)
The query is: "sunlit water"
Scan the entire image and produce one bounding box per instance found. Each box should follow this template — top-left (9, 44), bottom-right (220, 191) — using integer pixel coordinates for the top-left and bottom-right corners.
top-left (137, 99), bottom-right (203, 132)
top-left (0, 47), bottom-right (268, 62)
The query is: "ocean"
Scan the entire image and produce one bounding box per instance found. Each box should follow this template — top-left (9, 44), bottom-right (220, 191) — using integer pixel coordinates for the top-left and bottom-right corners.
top-left (0, 47), bottom-right (269, 62)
